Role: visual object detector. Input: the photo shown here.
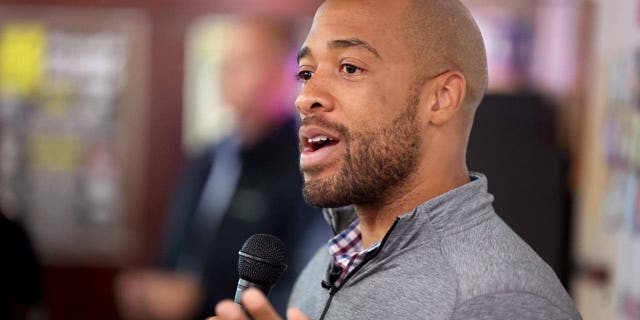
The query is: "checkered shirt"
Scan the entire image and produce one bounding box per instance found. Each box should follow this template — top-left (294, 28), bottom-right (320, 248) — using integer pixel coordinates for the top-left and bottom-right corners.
top-left (327, 219), bottom-right (381, 287)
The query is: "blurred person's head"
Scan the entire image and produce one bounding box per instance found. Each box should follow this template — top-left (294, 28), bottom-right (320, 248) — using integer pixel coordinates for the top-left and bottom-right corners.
top-left (220, 16), bottom-right (295, 146)
top-left (296, 0), bottom-right (488, 208)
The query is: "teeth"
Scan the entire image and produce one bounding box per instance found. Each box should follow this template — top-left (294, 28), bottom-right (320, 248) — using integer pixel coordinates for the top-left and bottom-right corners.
top-left (308, 136), bottom-right (332, 144)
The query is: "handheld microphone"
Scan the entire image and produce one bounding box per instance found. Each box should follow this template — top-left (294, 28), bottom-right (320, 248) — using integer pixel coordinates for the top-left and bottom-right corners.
top-left (235, 234), bottom-right (288, 304)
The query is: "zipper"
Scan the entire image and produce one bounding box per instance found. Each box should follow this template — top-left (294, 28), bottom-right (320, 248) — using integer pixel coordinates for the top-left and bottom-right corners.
top-left (318, 218), bottom-right (400, 320)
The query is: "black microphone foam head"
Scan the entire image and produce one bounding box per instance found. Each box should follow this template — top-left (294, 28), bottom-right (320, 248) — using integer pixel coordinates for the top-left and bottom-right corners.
top-left (238, 234), bottom-right (288, 286)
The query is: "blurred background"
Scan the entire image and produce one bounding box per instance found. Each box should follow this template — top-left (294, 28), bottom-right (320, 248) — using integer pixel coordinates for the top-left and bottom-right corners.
top-left (0, 0), bottom-right (637, 319)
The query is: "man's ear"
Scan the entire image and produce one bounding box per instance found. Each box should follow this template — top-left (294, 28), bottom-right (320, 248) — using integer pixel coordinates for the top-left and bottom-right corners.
top-left (426, 71), bottom-right (466, 126)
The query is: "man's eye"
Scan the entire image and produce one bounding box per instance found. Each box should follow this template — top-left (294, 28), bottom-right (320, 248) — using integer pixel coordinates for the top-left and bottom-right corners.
top-left (340, 64), bottom-right (361, 74)
top-left (296, 70), bottom-right (313, 81)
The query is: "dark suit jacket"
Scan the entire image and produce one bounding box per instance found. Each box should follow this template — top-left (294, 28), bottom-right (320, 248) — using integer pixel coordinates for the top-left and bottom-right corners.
top-left (160, 117), bottom-right (327, 318)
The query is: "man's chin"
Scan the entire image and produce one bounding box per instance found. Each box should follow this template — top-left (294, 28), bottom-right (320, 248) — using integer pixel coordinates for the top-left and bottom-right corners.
top-left (302, 179), bottom-right (351, 208)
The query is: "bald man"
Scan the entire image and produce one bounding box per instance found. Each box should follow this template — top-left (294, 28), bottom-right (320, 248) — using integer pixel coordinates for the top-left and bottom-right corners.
top-left (213, 1), bottom-right (581, 319)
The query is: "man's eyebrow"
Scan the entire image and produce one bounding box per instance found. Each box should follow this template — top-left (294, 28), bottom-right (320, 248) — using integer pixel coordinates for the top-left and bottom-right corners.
top-left (297, 46), bottom-right (310, 63)
top-left (328, 38), bottom-right (382, 60)
top-left (296, 38), bottom-right (382, 64)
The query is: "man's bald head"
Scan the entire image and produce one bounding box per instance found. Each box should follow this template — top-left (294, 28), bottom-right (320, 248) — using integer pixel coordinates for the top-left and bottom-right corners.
top-left (401, 0), bottom-right (488, 111)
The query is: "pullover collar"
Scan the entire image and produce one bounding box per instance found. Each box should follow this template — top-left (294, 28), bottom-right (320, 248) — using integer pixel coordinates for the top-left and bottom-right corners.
top-left (322, 172), bottom-right (495, 245)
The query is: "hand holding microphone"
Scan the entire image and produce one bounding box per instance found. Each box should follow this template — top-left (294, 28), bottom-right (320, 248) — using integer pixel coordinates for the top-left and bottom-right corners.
top-left (209, 234), bottom-right (310, 320)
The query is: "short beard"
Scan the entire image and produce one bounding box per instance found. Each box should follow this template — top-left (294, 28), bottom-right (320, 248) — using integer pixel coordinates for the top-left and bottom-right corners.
top-left (302, 92), bottom-right (422, 208)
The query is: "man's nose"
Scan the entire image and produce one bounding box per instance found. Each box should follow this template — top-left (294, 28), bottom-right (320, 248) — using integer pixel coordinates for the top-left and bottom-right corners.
top-left (295, 77), bottom-right (335, 116)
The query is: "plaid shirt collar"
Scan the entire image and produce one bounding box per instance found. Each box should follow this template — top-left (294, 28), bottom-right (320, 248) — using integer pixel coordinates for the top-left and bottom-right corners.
top-left (327, 219), bottom-right (381, 287)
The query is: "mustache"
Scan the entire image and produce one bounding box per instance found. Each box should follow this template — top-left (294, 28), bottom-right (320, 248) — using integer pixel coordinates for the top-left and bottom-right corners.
top-left (300, 115), bottom-right (351, 141)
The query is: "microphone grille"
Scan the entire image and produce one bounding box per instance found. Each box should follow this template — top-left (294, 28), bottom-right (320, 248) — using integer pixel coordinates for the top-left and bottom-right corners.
top-left (238, 234), bottom-right (288, 286)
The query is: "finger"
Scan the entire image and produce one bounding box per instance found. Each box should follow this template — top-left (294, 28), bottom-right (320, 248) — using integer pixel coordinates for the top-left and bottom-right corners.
top-left (241, 288), bottom-right (281, 320)
top-left (287, 308), bottom-right (310, 320)
top-left (215, 300), bottom-right (247, 320)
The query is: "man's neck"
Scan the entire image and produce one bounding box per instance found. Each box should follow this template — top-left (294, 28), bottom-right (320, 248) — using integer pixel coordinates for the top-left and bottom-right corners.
top-left (354, 167), bottom-right (470, 248)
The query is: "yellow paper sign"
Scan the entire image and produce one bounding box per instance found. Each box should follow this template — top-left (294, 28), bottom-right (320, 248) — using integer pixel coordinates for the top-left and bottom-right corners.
top-left (28, 135), bottom-right (84, 172)
top-left (0, 22), bottom-right (46, 97)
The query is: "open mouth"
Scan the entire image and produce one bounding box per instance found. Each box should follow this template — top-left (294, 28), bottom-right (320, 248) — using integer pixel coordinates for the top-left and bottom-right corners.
top-left (299, 126), bottom-right (343, 171)
top-left (304, 135), bottom-right (340, 152)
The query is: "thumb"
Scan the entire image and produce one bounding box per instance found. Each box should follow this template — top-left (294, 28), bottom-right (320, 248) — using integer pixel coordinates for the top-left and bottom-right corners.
top-left (286, 308), bottom-right (310, 320)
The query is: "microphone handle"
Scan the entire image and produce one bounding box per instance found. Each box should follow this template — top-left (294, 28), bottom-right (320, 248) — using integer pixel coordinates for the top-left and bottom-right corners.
top-left (234, 278), bottom-right (272, 303)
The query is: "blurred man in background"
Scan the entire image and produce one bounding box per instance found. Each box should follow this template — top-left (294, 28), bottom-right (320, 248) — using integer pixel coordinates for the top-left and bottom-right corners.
top-left (116, 16), bottom-right (327, 320)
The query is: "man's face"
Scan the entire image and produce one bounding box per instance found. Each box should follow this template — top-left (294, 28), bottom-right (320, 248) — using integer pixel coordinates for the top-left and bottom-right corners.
top-left (220, 24), bottom-right (289, 121)
top-left (296, 0), bottom-right (424, 208)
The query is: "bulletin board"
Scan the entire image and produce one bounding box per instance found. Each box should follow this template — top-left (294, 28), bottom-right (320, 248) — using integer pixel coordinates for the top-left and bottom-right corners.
top-left (600, 35), bottom-right (640, 320)
top-left (572, 0), bottom-right (640, 318)
top-left (0, 6), bottom-right (149, 266)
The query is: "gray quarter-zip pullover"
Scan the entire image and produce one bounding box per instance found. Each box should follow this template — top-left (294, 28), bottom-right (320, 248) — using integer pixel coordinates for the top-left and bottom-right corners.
top-left (289, 173), bottom-right (581, 320)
